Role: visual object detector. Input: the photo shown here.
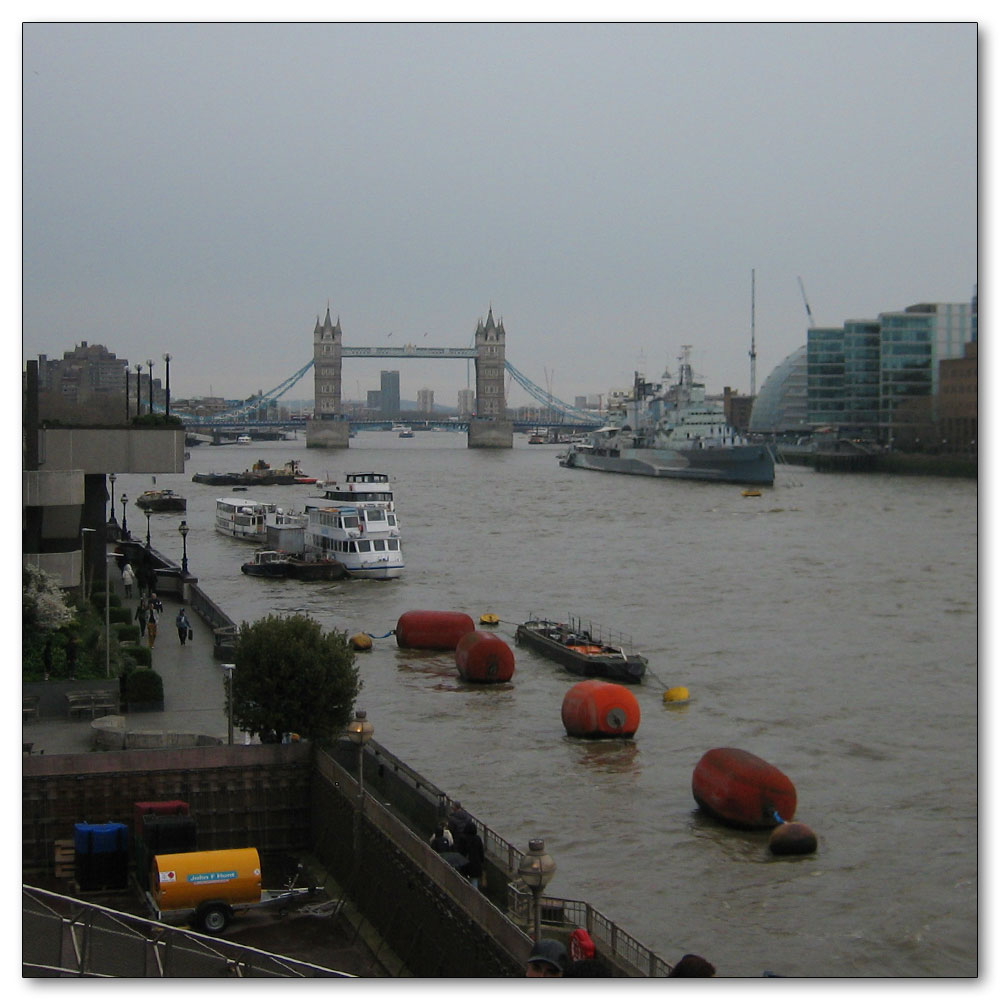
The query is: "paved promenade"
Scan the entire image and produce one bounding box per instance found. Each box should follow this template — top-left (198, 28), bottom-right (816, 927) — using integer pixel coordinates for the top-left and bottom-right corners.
top-left (23, 567), bottom-right (233, 756)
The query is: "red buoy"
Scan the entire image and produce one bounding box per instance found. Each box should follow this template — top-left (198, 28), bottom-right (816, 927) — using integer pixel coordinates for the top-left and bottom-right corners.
top-left (395, 610), bottom-right (476, 650)
top-left (692, 748), bottom-right (797, 829)
top-left (455, 631), bottom-right (515, 683)
top-left (561, 680), bottom-right (640, 739)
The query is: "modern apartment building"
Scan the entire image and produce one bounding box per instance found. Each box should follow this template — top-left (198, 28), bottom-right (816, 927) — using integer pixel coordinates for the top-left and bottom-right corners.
top-left (804, 298), bottom-right (975, 442)
top-left (380, 370), bottom-right (401, 418)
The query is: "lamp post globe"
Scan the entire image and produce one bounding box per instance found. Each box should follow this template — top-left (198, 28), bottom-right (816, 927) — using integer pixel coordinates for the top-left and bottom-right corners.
top-left (518, 839), bottom-right (556, 942)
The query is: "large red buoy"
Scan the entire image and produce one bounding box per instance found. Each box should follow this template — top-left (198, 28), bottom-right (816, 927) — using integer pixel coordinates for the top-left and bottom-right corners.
top-left (455, 631), bottom-right (515, 683)
top-left (395, 610), bottom-right (476, 650)
top-left (561, 680), bottom-right (640, 739)
top-left (692, 748), bottom-right (797, 829)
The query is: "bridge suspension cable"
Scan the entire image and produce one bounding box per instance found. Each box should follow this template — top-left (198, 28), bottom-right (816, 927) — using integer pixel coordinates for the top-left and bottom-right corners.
top-left (179, 360), bottom-right (316, 423)
top-left (504, 361), bottom-right (595, 424)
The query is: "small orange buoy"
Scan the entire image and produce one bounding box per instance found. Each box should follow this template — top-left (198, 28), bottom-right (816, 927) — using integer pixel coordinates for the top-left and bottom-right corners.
top-left (769, 821), bottom-right (818, 856)
top-left (479, 613), bottom-right (500, 626)
top-left (561, 680), bottom-right (640, 739)
top-left (395, 610), bottom-right (476, 650)
top-left (455, 631), bottom-right (515, 683)
top-left (349, 633), bottom-right (373, 650)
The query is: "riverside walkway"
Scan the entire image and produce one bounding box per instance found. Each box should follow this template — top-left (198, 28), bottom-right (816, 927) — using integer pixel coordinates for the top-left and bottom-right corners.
top-left (23, 562), bottom-right (231, 756)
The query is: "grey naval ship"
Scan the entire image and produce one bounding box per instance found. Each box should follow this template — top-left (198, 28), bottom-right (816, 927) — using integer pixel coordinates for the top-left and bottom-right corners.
top-left (558, 349), bottom-right (774, 486)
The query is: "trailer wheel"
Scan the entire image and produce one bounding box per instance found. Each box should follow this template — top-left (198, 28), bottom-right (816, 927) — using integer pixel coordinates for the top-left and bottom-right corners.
top-left (199, 904), bottom-right (231, 934)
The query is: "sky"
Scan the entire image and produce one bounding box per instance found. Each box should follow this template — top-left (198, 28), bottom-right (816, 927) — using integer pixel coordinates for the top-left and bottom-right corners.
top-left (19, 19), bottom-right (978, 409)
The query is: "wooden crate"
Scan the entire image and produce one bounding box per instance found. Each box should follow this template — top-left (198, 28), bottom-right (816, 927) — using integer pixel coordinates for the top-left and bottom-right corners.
top-left (53, 839), bottom-right (74, 878)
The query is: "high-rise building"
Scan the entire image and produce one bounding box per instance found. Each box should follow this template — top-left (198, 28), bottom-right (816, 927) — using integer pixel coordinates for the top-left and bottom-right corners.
top-left (417, 388), bottom-right (434, 413)
top-left (380, 370), bottom-right (401, 418)
top-left (457, 388), bottom-right (475, 416)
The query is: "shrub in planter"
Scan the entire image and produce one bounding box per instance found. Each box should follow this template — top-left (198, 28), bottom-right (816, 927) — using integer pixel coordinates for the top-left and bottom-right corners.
top-left (115, 623), bottom-right (140, 642)
top-left (120, 643), bottom-right (152, 668)
top-left (125, 668), bottom-right (164, 711)
top-left (110, 607), bottom-right (132, 626)
top-left (90, 590), bottom-right (122, 611)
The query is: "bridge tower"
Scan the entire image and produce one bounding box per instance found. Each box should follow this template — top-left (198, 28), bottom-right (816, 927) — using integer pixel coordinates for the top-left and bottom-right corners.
top-left (306, 307), bottom-right (350, 448)
top-left (469, 306), bottom-right (513, 447)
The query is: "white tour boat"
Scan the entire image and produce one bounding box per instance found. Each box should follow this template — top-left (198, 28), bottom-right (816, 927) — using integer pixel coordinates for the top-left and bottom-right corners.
top-left (215, 497), bottom-right (278, 540)
top-left (314, 472), bottom-right (396, 513)
top-left (236, 435), bottom-right (252, 445)
top-left (302, 502), bottom-right (403, 580)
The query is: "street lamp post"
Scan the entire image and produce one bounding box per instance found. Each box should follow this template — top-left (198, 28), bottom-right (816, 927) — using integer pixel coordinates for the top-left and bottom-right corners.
top-left (145, 509), bottom-right (152, 548)
top-left (178, 519), bottom-right (189, 574)
top-left (120, 494), bottom-right (128, 537)
top-left (517, 839), bottom-right (556, 942)
top-left (108, 473), bottom-right (117, 526)
top-left (163, 353), bottom-right (172, 418)
top-left (80, 527), bottom-right (96, 600)
top-left (103, 547), bottom-right (111, 677)
top-left (223, 664), bottom-right (235, 745)
top-left (346, 710), bottom-right (375, 853)
top-left (135, 363), bottom-right (143, 416)
top-left (146, 359), bottom-right (154, 414)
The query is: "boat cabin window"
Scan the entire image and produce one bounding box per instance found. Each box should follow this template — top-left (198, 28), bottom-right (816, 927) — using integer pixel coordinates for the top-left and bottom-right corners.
top-left (365, 509), bottom-right (386, 524)
top-left (372, 540), bottom-right (386, 551)
top-left (387, 539), bottom-right (399, 551)
top-left (387, 514), bottom-right (397, 527)
top-left (357, 540), bottom-right (372, 552)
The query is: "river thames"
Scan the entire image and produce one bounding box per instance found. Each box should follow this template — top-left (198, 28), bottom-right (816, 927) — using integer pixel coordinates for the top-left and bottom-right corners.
top-left (118, 430), bottom-right (978, 978)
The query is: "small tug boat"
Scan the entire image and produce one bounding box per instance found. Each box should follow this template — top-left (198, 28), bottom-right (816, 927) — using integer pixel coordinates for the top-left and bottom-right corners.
top-left (515, 616), bottom-right (647, 684)
top-left (241, 550), bottom-right (290, 577)
top-left (135, 489), bottom-right (187, 512)
top-left (241, 549), bottom-right (346, 580)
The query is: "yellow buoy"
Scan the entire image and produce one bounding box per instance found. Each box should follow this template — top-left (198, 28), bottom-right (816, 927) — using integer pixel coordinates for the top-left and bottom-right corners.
top-left (479, 613), bottom-right (500, 626)
top-left (349, 632), bottom-right (373, 650)
top-left (663, 686), bottom-right (690, 704)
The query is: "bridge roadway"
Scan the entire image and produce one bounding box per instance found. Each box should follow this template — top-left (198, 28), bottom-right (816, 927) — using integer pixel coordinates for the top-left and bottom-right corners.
top-left (188, 419), bottom-right (600, 443)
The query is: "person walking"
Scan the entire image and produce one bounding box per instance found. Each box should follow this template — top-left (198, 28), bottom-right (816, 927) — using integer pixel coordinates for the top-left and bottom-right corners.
top-left (175, 608), bottom-right (191, 646)
top-left (121, 562), bottom-right (136, 598)
top-left (134, 598), bottom-right (149, 637)
top-left (460, 821), bottom-right (485, 891)
top-left (146, 606), bottom-right (158, 648)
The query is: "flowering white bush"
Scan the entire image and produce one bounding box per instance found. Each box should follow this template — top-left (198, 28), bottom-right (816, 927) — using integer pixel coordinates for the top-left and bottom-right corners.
top-left (22, 564), bottom-right (75, 631)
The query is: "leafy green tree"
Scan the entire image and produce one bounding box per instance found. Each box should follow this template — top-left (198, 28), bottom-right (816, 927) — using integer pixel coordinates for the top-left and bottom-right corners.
top-left (232, 614), bottom-right (361, 742)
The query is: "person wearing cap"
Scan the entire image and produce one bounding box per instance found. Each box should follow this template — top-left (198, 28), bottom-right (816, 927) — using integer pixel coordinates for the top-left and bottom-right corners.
top-left (525, 938), bottom-right (569, 977)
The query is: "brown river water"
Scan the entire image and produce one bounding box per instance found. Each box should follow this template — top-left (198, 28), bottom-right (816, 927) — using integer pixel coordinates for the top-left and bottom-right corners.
top-left (117, 431), bottom-right (978, 977)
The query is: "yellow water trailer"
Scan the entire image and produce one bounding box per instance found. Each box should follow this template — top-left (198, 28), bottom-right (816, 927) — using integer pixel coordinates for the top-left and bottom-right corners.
top-left (152, 847), bottom-right (262, 913)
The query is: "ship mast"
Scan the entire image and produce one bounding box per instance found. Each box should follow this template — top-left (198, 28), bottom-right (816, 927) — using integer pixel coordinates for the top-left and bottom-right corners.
top-left (749, 268), bottom-right (757, 398)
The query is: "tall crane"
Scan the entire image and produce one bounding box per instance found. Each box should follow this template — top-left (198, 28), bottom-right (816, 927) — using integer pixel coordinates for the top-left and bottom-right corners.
top-left (797, 276), bottom-right (816, 328)
top-left (749, 269), bottom-right (757, 398)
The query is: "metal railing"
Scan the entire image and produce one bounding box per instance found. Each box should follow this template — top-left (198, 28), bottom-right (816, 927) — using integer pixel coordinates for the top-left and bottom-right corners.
top-left (22, 885), bottom-right (352, 978)
top-left (361, 739), bottom-right (673, 976)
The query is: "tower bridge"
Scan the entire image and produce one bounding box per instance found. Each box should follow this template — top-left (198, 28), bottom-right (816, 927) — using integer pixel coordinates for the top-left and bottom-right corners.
top-left (177, 307), bottom-right (600, 447)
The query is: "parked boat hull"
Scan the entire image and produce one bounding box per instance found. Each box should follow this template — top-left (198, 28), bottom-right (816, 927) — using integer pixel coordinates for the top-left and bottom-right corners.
top-left (560, 443), bottom-right (774, 486)
top-left (515, 621), bottom-right (646, 684)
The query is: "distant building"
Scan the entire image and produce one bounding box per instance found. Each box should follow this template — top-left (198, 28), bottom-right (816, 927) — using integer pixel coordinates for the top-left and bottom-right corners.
top-left (457, 388), bottom-right (475, 417)
top-left (380, 370), bottom-right (401, 418)
top-left (722, 387), bottom-right (754, 433)
top-left (752, 294), bottom-right (976, 446)
top-left (416, 388), bottom-right (434, 413)
top-left (313, 308), bottom-right (343, 419)
top-left (367, 390), bottom-right (381, 411)
top-left (473, 307), bottom-right (506, 418)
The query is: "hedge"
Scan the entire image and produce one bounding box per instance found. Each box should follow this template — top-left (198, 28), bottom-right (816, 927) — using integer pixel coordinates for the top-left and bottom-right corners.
top-left (125, 668), bottom-right (164, 704)
top-left (121, 644), bottom-right (152, 668)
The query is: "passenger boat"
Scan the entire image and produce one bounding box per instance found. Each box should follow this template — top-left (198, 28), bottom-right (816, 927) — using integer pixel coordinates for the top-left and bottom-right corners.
top-left (393, 423), bottom-right (415, 438)
top-left (558, 348), bottom-right (774, 485)
top-left (302, 502), bottom-right (403, 580)
top-left (236, 435), bottom-right (252, 444)
top-left (313, 472), bottom-right (395, 512)
top-left (514, 616), bottom-right (647, 684)
top-left (215, 497), bottom-right (277, 540)
top-left (134, 489), bottom-right (187, 512)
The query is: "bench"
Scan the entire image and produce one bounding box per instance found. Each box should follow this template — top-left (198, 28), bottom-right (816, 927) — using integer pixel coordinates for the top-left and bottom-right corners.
top-left (23, 695), bottom-right (40, 723)
top-left (66, 690), bottom-right (120, 720)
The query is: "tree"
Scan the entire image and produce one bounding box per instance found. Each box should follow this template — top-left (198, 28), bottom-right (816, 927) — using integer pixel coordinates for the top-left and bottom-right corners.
top-left (23, 564), bottom-right (75, 631)
top-left (231, 613), bottom-right (361, 742)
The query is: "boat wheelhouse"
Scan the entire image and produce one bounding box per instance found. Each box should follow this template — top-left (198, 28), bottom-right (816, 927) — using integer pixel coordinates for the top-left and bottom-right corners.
top-left (303, 502), bottom-right (403, 580)
top-left (315, 472), bottom-right (395, 512)
top-left (215, 497), bottom-right (277, 540)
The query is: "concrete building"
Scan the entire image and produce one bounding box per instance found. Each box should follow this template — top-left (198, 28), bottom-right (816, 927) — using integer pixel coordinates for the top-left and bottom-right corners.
top-left (457, 388), bottom-right (475, 417)
top-left (416, 388), bottom-right (434, 414)
top-left (380, 371), bottom-right (401, 418)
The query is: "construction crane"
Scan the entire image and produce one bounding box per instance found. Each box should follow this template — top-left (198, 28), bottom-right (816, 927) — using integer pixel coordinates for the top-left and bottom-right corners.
top-left (749, 269), bottom-right (757, 398)
top-left (797, 276), bottom-right (816, 328)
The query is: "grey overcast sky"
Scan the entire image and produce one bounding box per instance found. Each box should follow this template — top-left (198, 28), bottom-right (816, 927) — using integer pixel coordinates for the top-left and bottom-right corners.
top-left (21, 20), bottom-right (977, 407)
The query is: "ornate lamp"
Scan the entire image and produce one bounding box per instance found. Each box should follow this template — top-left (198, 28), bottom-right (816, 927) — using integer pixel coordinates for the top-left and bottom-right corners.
top-left (518, 839), bottom-right (556, 942)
